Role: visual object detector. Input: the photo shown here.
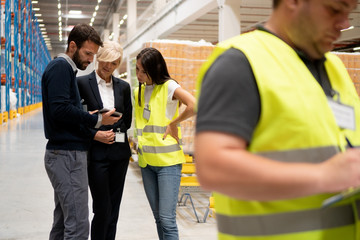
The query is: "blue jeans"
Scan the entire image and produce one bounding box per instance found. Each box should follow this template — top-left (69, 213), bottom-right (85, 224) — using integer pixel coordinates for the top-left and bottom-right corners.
top-left (141, 164), bottom-right (182, 240)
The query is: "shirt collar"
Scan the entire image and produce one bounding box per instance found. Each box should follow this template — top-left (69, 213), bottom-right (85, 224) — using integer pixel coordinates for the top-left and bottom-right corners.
top-left (57, 53), bottom-right (77, 73)
top-left (95, 71), bottom-right (113, 86)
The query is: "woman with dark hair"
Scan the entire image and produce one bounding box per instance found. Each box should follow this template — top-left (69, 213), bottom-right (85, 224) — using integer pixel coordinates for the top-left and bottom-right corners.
top-left (134, 47), bottom-right (195, 240)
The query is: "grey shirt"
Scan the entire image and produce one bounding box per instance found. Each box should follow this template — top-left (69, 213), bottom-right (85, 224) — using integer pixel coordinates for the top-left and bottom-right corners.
top-left (196, 44), bottom-right (332, 143)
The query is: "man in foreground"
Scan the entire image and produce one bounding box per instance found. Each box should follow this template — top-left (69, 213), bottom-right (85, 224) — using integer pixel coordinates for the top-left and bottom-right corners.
top-left (195, 0), bottom-right (360, 239)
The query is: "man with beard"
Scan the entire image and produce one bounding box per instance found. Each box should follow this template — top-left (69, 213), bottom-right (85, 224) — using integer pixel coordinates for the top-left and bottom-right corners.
top-left (41, 24), bottom-right (121, 240)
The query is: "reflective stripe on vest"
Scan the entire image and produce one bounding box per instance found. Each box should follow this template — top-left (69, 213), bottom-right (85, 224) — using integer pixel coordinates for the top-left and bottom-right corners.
top-left (137, 125), bottom-right (167, 136)
top-left (136, 124), bottom-right (183, 147)
top-left (217, 201), bottom-right (359, 236)
top-left (137, 144), bottom-right (183, 154)
top-left (257, 145), bottom-right (339, 163)
top-left (142, 144), bottom-right (182, 154)
top-left (136, 124), bottom-right (181, 136)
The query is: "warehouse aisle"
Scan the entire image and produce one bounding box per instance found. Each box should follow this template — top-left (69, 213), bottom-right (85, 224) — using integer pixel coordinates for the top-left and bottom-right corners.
top-left (0, 108), bottom-right (217, 240)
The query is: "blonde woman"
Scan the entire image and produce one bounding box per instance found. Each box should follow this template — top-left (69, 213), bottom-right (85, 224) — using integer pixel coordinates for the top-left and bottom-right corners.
top-left (77, 41), bottom-right (132, 240)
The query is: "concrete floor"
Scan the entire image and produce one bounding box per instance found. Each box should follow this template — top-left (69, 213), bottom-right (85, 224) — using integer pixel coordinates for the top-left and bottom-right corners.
top-left (0, 108), bottom-right (217, 240)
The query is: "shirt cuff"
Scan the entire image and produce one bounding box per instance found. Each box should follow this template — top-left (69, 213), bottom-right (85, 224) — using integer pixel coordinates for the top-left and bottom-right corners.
top-left (94, 114), bottom-right (102, 128)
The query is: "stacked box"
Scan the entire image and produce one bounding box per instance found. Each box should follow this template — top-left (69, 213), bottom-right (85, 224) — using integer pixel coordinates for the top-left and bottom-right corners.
top-left (333, 52), bottom-right (360, 96)
top-left (144, 39), bottom-right (215, 154)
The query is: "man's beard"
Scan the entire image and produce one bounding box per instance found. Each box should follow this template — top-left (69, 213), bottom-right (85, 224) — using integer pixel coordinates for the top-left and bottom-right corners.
top-left (72, 49), bottom-right (89, 70)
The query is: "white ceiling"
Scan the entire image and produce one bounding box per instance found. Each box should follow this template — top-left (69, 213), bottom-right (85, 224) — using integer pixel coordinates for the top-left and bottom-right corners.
top-left (35, 0), bottom-right (360, 57)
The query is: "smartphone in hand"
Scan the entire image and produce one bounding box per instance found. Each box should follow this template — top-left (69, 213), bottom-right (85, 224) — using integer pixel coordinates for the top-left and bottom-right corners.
top-left (99, 108), bottom-right (123, 117)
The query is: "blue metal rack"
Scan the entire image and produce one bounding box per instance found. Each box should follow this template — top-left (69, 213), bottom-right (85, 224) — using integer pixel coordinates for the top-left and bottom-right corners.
top-left (4, 0), bottom-right (10, 112)
top-left (13, 0), bottom-right (19, 109)
top-left (0, 0), bottom-right (50, 122)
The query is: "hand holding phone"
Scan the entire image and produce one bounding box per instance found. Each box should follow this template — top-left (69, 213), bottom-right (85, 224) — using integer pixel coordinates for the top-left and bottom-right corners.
top-left (99, 108), bottom-right (123, 117)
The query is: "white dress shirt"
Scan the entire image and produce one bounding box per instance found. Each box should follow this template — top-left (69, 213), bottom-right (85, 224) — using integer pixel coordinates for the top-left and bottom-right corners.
top-left (96, 71), bottom-right (115, 110)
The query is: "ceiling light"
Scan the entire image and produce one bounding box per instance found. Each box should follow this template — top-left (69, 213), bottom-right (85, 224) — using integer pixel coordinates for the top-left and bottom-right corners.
top-left (33, 7), bottom-right (40, 11)
top-left (32, 1), bottom-right (38, 3)
top-left (90, 4), bottom-right (100, 26)
top-left (37, 19), bottom-right (43, 22)
top-left (58, 2), bottom-right (62, 45)
top-left (353, 46), bottom-right (360, 51)
top-left (123, 14), bottom-right (127, 20)
top-left (39, 24), bottom-right (45, 27)
top-left (69, 10), bottom-right (82, 15)
top-left (35, 13), bottom-right (42, 17)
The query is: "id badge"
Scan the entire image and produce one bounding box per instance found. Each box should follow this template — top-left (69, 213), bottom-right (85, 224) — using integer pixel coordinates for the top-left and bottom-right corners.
top-left (115, 132), bottom-right (125, 143)
top-left (327, 98), bottom-right (355, 130)
top-left (143, 107), bottom-right (151, 121)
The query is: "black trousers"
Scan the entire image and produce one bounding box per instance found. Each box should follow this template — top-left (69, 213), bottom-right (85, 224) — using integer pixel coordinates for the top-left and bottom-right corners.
top-left (88, 158), bottom-right (129, 240)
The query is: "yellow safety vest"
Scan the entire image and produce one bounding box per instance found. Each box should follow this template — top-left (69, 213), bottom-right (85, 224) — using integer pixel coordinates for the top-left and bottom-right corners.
top-left (197, 30), bottom-right (360, 240)
top-left (134, 81), bottom-right (185, 168)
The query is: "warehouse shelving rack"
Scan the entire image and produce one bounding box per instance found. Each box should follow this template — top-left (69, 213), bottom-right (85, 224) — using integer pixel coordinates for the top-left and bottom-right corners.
top-left (0, 0), bottom-right (50, 123)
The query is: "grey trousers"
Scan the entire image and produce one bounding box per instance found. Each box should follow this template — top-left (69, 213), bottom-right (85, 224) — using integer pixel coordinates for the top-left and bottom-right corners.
top-left (44, 149), bottom-right (89, 240)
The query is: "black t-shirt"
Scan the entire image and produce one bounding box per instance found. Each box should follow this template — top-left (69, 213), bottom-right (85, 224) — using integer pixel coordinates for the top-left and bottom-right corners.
top-left (196, 47), bottom-right (333, 143)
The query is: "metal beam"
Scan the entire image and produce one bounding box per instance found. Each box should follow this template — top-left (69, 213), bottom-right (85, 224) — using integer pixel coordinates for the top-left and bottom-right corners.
top-left (123, 0), bottom-right (218, 57)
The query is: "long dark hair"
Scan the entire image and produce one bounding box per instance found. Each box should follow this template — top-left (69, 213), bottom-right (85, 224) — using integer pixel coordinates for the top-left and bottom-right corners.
top-left (136, 47), bottom-right (172, 106)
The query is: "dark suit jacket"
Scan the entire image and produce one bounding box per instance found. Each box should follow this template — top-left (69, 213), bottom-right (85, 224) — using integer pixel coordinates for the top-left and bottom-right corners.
top-left (77, 71), bottom-right (132, 161)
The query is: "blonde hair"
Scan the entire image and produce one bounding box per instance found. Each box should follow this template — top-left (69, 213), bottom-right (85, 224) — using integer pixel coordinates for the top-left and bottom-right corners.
top-left (96, 41), bottom-right (123, 63)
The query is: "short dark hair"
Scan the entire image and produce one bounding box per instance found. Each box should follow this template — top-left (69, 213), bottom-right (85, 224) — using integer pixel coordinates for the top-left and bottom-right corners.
top-left (66, 24), bottom-right (103, 52)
